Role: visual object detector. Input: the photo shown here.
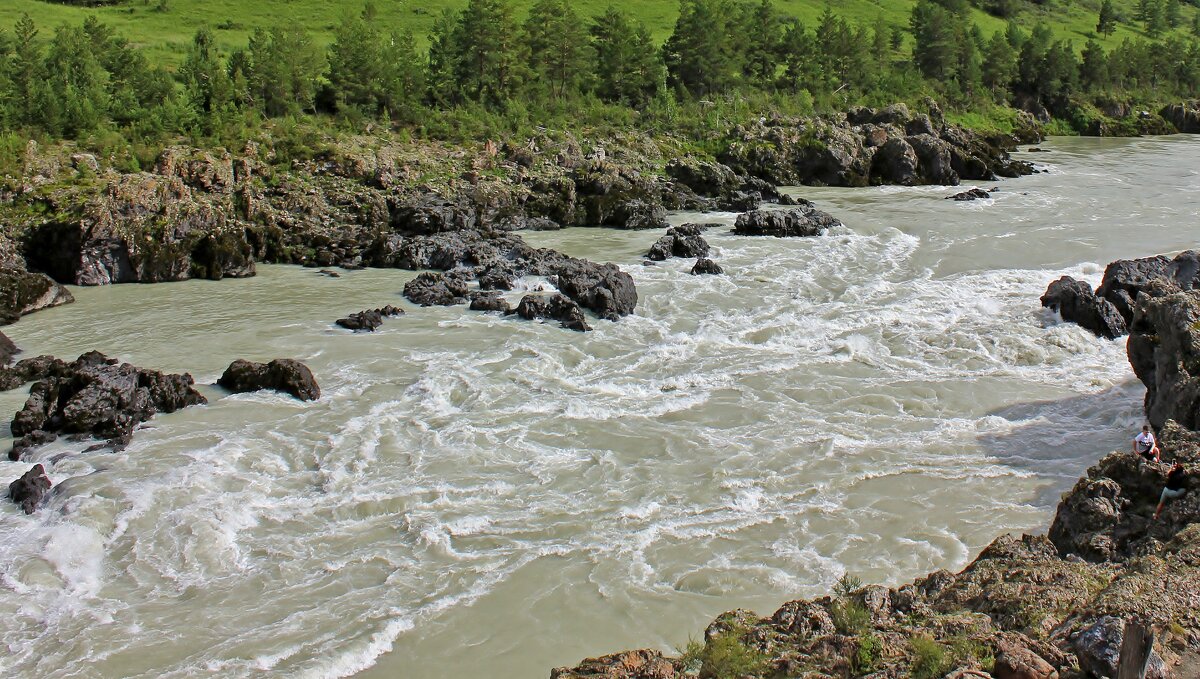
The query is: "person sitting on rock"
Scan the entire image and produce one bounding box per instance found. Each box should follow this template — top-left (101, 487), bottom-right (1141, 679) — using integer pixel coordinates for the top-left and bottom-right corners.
top-left (1133, 425), bottom-right (1160, 462)
top-left (1154, 460), bottom-right (1187, 521)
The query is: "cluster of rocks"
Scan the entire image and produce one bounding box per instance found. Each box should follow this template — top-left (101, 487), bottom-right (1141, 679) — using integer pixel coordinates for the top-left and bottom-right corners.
top-left (1041, 251), bottom-right (1200, 341)
top-left (336, 305), bottom-right (404, 332)
top-left (644, 224), bottom-right (725, 277)
top-left (947, 187), bottom-right (995, 201)
top-left (553, 289), bottom-right (1200, 678)
top-left (5, 353), bottom-right (320, 514)
top-left (719, 102), bottom-right (1037, 189)
top-left (733, 202), bottom-right (841, 238)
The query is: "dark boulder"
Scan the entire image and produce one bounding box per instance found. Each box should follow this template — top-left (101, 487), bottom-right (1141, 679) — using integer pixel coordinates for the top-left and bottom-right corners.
top-left (8, 464), bottom-right (51, 515)
top-left (218, 358), bottom-right (320, 401)
top-left (469, 291), bottom-right (511, 313)
top-left (514, 294), bottom-right (591, 332)
top-left (0, 331), bottom-right (18, 366)
top-left (1126, 290), bottom-right (1200, 429)
top-left (403, 271), bottom-right (470, 306)
top-left (872, 138), bottom-right (920, 186)
top-left (554, 260), bottom-right (637, 320)
top-left (907, 134), bottom-right (959, 185)
top-left (1073, 616), bottom-right (1167, 679)
top-left (1040, 276), bottom-right (1127, 339)
top-left (0, 268), bottom-right (75, 325)
top-left (9, 351), bottom-right (206, 447)
top-left (1160, 101), bottom-right (1200, 133)
top-left (733, 204), bottom-right (841, 238)
top-left (390, 194), bottom-right (476, 234)
top-left (0, 355), bottom-right (71, 392)
top-left (336, 305), bottom-right (404, 332)
top-left (1095, 251), bottom-right (1200, 323)
top-left (646, 224), bottom-right (710, 261)
top-left (691, 258), bottom-right (725, 275)
top-left (948, 188), bottom-right (991, 201)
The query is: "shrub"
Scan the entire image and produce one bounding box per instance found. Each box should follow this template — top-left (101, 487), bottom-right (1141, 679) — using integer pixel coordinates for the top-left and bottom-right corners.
top-left (698, 633), bottom-right (769, 679)
top-left (831, 599), bottom-right (872, 636)
top-left (909, 635), bottom-right (949, 679)
top-left (853, 633), bottom-right (882, 674)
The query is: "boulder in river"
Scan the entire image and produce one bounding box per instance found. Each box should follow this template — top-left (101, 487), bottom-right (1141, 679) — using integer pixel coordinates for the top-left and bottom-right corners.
top-left (733, 204), bottom-right (841, 238)
top-left (402, 271), bottom-right (470, 306)
top-left (8, 464), bottom-right (51, 515)
top-left (218, 358), bottom-right (320, 401)
top-left (553, 260), bottom-right (637, 321)
top-left (0, 331), bottom-right (18, 366)
top-left (9, 430), bottom-right (58, 461)
top-left (0, 268), bottom-right (74, 325)
top-left (335, 306), bottom-right (404, 332)
top-left (10, 351), bottom-right (206, 447)
top-left (1040, 276), bottom-right (1127, 339)
top-left (1127, 290), bottom-right (1200, 429)
top-left (948, 188), bottom-right (991, 201)
top-left (646, 224), bottom-right (710, 262)
top-left (514, 294), bottom-right (591, 332)
top-left (691, 258), bottom-right (724, 275)
top-left (469, 291), bottom-right (511, 313)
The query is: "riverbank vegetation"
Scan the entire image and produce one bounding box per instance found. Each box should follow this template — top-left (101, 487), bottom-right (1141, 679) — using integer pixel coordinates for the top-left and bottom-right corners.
top-left (0, 0), bottom-right (1198, 171)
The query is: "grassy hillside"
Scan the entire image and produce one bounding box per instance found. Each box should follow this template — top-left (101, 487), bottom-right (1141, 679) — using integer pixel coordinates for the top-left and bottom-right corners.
top-left (3, 0), bottom-right (1197, 68)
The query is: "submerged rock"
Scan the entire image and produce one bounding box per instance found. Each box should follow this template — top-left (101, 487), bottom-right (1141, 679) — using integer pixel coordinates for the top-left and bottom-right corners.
top-left (469, 291), bottom-right (511, 313)
top-left (218, 358), bottom-right (320, 401)
top-left (733, 204), bottom-right (841, 238)
top-left (8, 464), bottom-right (51, 515)
top-left (335, 305), bottom-right (404, 332)
top-left (948, 187), bottom-right (991, 201)
top-left (9, 430), bottom-right (58, 461)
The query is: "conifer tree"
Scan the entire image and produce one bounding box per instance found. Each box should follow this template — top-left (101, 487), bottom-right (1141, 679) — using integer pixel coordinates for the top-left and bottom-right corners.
top-left (180, 28), bottom-right (234, 116)
top-left (524, 0), bottom-right (590, 99)
top-left (740, 0), bottom-right (782, 84)
top-left (328, 5), bottom-right (386, 113)
top-left (1097, 0), bottom-right (1117, 37)
top-left (982, 30), bottom-right (1016, 95)
top-left (453, 0), bottom-right (523, 104)
top-left (663, 0), bottom-right (742, 95)
top-left (8, 14), bottom-right (43, 127)
top-left (426, 9), bottom-right (460, 106)
top-left (1164, 0), bottom-right (1181, 28)
top-left (1079, 39), bottom-right (1109, 90)
top-left (590, 7), bottom-right (662, 105)
top-left (41, 23), bottom-right (110, 136)
top-left (247, 26), bottom-right (324, 116)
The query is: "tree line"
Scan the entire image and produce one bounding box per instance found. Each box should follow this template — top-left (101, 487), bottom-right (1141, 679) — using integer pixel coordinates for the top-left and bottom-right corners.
top-left (1, 0), bottom-right (1199, 145)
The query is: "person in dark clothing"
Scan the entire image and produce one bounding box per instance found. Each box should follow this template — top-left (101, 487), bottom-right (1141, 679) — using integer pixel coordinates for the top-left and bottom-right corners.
top-left (1154, 461), bottom-right (1187, 520)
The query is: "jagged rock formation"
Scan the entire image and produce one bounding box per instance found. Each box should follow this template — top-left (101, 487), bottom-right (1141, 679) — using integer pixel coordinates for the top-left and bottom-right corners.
top-left (733, 203), bottom-right (841, 237)
top-left (217, 358), bottom-right (320, 402)
top-left (646, 224), bottom-right (710, 261)
top-left (514, 294), bottom-right (591, 332)
top-left (6, 351), bottom-right (205, 462)
top-left (1128, 289), bottom-right (1200, 429)
top-left (691, 258), bottom-right (724, 275)
top-left (8, 464), bottom-right (51, 515)
top-left (1043, 250), bottom-right (1200, 339)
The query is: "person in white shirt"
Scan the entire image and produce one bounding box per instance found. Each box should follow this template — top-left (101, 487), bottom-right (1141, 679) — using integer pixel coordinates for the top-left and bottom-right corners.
top-left (1133, 425), bottom-right (1160, 462)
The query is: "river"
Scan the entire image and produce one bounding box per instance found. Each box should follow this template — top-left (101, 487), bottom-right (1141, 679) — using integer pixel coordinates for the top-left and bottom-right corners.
top-left (0, 136), bottom-right (1198, 678)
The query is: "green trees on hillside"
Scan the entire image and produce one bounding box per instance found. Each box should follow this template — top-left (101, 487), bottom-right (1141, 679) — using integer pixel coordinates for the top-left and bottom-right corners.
top-left (0, 0), bottom-right (1199, 145)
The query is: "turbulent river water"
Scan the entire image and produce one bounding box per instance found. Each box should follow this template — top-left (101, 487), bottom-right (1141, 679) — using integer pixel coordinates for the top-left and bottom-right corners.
top-left (1, 136), bottom-right (1199, 678)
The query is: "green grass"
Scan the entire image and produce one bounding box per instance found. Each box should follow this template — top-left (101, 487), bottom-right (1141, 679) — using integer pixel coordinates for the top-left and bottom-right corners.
top-left (2, 0), bottom-right (1197, 69)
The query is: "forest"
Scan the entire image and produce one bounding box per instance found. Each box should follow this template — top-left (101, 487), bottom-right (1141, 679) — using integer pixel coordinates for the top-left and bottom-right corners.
top-left (0, 0), bottom-right (1198, 158)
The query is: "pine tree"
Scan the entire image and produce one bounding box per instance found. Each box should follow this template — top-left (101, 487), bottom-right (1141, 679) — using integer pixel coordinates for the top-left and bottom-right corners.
top-left (426, 9), bottom-right (460, 106)
top-left (41, 24), bottom-right (110, 136)
top-left (1097, 0), bottom-right (1117, 37)
top-left (740, 0), bottom-right (782, 84)
top-left (1164, 0), bottom-right (1182, 28)
top-left (180, 28), bottom-right (234, 118)
top-left (1079, 39), bottom-right (1109, 91)
top-left (1144, 0), bottom-right (1166, 37)
top-left (779, 19), bottom-right (820, 92)
top-left (663, 0), bottom-right (742, 95)
top-left (453, 0), bottom-right (523, 104)
top-left (910, 0), bottom-right (962, 82)
top-left (8, 14), bottom-right (43, 127)
top-left (524, 0), bottom-right (590, 99)
top-left (247, 26), bottom-right (324, 116)
top-left (328, 5), bottom-right (386, 113)
top-left (982, 30), bottom-right (1016, 95)
top-left (590, 6), bottom-right (662, 105)
top-left (381, 30), bottom-right (425, 116)
top-left (1193, 12), bottom-right (1200, 37)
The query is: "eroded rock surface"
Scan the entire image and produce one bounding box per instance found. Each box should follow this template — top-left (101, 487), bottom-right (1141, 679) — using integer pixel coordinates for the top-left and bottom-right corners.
top-left (218, 358), bottom-right (320, 401)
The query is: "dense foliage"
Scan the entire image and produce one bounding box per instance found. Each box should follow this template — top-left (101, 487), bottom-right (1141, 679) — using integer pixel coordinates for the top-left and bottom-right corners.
top-left (0, 0), bottom-right (1198, 151)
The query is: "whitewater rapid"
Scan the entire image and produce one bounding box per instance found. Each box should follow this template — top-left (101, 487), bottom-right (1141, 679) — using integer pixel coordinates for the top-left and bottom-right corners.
top-left (0, 135), bottom-right (1198, 678)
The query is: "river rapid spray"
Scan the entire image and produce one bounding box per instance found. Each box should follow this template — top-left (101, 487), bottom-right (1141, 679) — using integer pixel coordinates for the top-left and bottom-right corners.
top-left (0, 136), bottom-right (1197, 678)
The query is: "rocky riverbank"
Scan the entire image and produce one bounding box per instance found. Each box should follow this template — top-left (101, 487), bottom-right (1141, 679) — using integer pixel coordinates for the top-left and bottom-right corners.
top-left (0, 103), bottom-right (1036, 331)
top-left (552, 271), bottom-right (1200, 678)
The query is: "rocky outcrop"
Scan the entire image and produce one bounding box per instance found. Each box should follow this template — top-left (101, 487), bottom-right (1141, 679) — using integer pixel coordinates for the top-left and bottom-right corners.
top-left (1127, 290), bottom-right (1200, 429)
top-left (1040, 276), bottom-right (1127, 339)
top-left (691, 258), bottom-right (724, 275)
top-left (1073, 616), bottom-right (1166, 679)
top-left (646, 224), bottom-right (709, 261)
top-left (8, 464), bottom-right (51, 515)
top-left (0, 331), bottom-right (18, 365)
top-left (469, 291), bottom-right (511, 313)
top-left (514, 294), bottom-right (591, 332)
top-left (720, 103), bottom-right (1034, 188)
top-left (0, 268), bottom-right (74, 324)
top-left (1161, 101), bottom-right (1200, 134)
top-left (0, 354), bottom-right (71, 392)
top-left (217, 358), bottom-right (320, 401)
top-left (335, 305), bottom-right (404, 332)
top-left (403, 271), bottom-right (470, 306)
top-left (551, 650), bottom-right (676, 679)
top-left (733, 203), bottom-right (841, 237)
top-left (554, 260), bottom-right (637, 321)
top-left (8, 351), bottom-right (206, 454)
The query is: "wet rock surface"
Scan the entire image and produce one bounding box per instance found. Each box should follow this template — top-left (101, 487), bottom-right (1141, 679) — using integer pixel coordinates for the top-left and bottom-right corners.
top-left (0, 268), bottom-right (74, 324)
top-left (335, 305), bottom-right (404, 332)
top-left (514, 294), bottom-right (591, 332)
top-left (218, 358), bottom-right (320, 401)
top-left (1040, 276), bottom-right (1127, 339)
top-left (8, 351), bottom-right (206, 456)
top-left (8, 464), bottom-right (51, 515)
top-left (645, 224), bottom-right (710, 261)
top-left (403, 271), bottom-right (470, 306)
top-left (948, 187), bottom-right (991, 201)
top-left (733, 204), bottom-right (841, 237)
